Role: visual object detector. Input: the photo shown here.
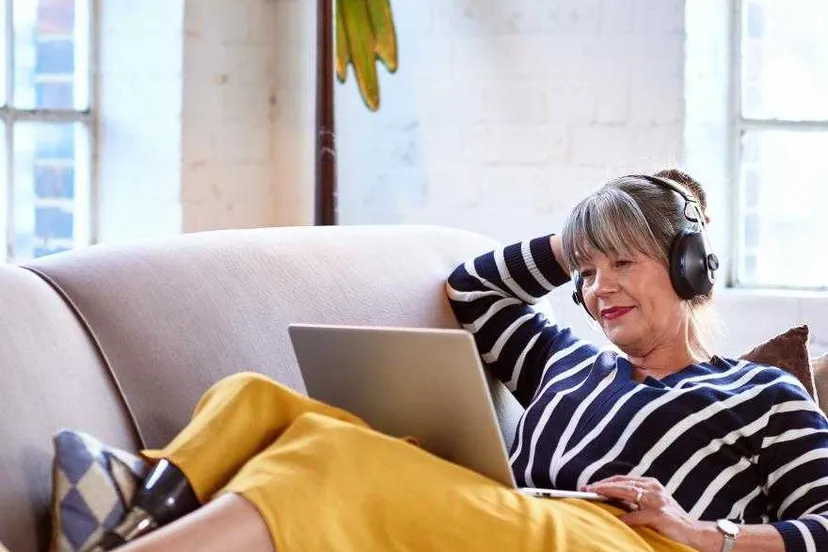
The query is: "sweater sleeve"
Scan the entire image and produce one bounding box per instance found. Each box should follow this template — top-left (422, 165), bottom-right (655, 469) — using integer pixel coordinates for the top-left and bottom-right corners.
top-left (759, 377), bottom-right (828, 552)
top-left (445, 234), bottom-right (592, 407)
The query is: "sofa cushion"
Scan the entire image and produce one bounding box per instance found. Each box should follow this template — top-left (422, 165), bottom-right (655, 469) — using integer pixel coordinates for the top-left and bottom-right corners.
top-left (49, 430), bottom-right (148, 552)
top-left (740, 325), bottom-right (816, 398)
top-left (812, 354), bottom-right (828, 415)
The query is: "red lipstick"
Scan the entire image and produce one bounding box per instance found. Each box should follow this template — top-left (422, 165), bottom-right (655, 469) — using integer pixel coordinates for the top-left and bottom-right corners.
top-left (601, 307), bottom-right (633, 320)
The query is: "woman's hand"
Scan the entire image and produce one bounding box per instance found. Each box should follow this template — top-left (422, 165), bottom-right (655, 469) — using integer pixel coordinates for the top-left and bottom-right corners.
top-left (582, 475), bottom-right (718, 551)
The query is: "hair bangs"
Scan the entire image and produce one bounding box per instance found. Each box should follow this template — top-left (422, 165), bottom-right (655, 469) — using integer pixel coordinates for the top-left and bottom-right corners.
top-left (561, 188), bottom-right (665, 272)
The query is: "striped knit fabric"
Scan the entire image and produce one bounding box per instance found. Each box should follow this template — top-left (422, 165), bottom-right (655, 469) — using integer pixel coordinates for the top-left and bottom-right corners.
top-left (446, 234), bottom-right (828, 552)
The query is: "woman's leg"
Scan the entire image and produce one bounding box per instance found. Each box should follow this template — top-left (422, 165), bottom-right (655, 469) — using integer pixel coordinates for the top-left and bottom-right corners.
top-left (216, 412), bottom-right (695, 552)
top-left (141, 372), bottom-right (366, 502)
top-left (116, 495), bottom-right (273, 552)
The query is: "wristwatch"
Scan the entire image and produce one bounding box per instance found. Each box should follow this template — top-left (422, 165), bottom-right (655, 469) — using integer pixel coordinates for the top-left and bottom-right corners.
top-left (716, 519), bottom-right (740, 552)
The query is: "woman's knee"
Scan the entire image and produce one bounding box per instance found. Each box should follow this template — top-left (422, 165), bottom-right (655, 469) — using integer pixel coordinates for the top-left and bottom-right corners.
top-left (219, 371), bottom-right (274, 390)
top-left (194, 372), bottom-right (284, 413)
top-left (290, 413), bottom-right (376, 455)
top-left (289, 413), bottom-right (415, 476)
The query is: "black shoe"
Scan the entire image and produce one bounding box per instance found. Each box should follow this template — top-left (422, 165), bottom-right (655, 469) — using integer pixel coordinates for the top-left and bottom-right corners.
top-left (85, 459), bottom-right (201, 551)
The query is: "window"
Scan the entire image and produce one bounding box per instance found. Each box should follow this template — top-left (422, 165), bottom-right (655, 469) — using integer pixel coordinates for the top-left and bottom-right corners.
top-left (0, 0), bottom-right (92, 263)
top-left (733, 0), bottom-right (828, 290)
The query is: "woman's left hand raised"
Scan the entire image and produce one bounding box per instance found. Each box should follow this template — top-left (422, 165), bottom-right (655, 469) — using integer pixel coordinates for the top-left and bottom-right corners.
top-left (582, 475), bottom-right (711, 549)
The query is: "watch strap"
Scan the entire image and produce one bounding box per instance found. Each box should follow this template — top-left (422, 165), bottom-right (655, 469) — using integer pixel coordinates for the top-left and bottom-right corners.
top-left (721, 533), bottom-right (735, 552)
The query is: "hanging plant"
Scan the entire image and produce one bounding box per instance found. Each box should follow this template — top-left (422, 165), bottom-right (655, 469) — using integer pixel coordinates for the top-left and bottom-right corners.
top-left (335, 0), bottom-right (398, 111)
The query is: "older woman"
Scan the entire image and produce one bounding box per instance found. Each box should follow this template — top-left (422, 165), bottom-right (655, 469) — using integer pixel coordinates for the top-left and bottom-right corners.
top-left (99, 171), bottom-right (826, 552)
top-left (446, 170), bottom-right (828, 552)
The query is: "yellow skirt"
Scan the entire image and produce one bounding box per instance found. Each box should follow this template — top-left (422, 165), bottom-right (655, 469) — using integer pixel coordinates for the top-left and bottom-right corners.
top-left (144, 373), bottom-right (695, 552)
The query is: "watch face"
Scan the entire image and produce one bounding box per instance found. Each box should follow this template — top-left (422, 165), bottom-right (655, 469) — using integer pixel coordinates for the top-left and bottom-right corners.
top-left (718, 519), bottom-right (740, 536)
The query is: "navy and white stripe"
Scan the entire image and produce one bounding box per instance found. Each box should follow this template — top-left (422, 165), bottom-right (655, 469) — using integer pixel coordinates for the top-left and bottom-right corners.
top-left (446, 234), bottom-right (828, 552)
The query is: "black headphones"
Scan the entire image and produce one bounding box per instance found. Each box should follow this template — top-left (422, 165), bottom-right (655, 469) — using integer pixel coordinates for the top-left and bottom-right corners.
top-left (571, 174), bottom-right (720, 319)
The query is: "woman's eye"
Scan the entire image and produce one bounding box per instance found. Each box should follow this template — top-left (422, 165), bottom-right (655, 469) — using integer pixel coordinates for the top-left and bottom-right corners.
top-left (580, 270), bottom-right (594, 280)
top-left (615, 260), bottom-right (632, 268)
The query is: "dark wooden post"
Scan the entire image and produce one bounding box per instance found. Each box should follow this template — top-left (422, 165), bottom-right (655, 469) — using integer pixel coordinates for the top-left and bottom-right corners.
top-left (315, 0), bottom-right (337, 225)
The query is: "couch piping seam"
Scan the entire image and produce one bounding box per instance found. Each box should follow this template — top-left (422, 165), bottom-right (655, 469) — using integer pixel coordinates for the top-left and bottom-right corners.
top-left (21, 265), bottom-right (147, 449)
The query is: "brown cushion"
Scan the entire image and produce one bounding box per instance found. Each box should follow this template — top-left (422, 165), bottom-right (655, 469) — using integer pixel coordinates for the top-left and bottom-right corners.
top-left (812, 354), bottom-right (828, 415)
top-left (740, 325), bottom-right (816, 399)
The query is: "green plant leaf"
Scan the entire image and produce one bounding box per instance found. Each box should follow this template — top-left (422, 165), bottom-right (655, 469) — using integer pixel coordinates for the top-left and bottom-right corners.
top-left (335, 0), bottom-right (399, 111)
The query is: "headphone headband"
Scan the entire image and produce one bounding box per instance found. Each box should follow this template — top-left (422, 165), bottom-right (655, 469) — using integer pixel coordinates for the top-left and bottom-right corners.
top-left (628, 174), bottom-right (694, 203)
top-left (627, 174), bottom-right (706, 227)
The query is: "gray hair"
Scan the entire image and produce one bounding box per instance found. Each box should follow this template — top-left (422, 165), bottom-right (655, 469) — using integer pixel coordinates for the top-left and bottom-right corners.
top-left (560, 173), bottom-right (720, 359)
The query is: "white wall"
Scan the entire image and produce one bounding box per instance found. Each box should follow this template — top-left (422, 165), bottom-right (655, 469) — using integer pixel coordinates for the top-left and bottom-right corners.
top-left (335, 0), bottom-right (686, 243)
top-left (97, 0), bottom-right (184, 243)
top-left (180, 0), bottom-right (316, 231)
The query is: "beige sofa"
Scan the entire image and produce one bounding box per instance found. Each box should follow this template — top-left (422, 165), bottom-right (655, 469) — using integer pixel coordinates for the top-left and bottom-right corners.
top-left (0, 225), bottom-right (525, 551)
top-left (1, 225), bottom-right (826, 551)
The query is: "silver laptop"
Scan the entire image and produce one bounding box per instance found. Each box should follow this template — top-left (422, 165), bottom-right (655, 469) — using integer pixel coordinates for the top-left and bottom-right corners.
top-left (287, 323), bottom-right (607, 501)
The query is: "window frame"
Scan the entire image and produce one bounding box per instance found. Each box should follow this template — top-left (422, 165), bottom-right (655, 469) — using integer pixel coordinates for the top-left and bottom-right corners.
top-left (0, 0), bottom-right (96, 262)
top-left (728, 0), bottom-right (828, 291)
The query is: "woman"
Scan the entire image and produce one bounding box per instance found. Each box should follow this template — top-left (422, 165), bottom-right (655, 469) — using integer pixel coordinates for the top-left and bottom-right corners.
top-left (104, 170), bottom-right (827, 552)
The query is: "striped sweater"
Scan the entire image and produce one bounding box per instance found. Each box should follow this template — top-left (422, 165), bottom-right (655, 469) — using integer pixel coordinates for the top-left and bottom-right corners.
top-left (446, 234), bottom-right (828, 552)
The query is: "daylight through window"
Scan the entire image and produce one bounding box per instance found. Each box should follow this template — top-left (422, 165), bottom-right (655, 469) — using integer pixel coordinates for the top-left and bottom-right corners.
top-left (735, 0), bottom-right (828, 290)
top-left (0, 0), bottom-right (92, 263)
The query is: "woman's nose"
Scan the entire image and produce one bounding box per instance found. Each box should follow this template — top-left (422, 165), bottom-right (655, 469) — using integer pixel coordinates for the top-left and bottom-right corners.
top-left (592, 269), bottom-right (620, 295)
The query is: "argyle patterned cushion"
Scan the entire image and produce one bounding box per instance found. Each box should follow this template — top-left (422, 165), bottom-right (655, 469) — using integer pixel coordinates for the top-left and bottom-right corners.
top-left (49, 430), bottom-right (149, 552)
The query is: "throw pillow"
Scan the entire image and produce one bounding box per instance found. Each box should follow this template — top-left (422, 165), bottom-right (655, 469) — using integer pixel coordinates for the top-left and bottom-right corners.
top-left (49, 430), bottom-right (149, 552)
top-left (740, 325), bottom-right (816, 399)
top-left (812, 353), bottom-right (828, 414)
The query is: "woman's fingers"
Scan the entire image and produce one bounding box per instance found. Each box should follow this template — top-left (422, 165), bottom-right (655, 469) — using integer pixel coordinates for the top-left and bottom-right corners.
top-left (585, 474), bottom-right (659, 487)
top-left (583, 481), bottom-right (642, 503)
top-left (582, 475), bottom-right (626, 486)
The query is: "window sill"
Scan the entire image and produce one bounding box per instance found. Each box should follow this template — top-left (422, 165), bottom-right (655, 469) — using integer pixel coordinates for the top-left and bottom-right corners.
top-left (716, 286), bottom-right (828, 302)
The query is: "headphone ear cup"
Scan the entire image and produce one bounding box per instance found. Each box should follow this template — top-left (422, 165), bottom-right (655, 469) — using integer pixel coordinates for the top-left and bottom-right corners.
top-left (670, 230), bottom-right (714, 299)
top-left (571, 273), bottom-right (583, 306)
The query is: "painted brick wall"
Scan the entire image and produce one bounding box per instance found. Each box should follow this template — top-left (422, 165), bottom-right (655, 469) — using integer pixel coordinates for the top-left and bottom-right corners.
top-left (181, 0), bottom-right (315, 232)
top-left (179, 0), bottom-right (687, 239)
top-left (334, 0), bottom-right (686, 242)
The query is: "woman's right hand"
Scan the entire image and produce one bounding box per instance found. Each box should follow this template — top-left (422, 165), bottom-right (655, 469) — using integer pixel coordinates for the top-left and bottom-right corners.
top-left (549, 234), bottom-right (569, 274)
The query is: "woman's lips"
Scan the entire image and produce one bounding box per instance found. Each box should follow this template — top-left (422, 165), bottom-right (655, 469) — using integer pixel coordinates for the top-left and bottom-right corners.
top-left (601, 307), bottom-right (634, 320)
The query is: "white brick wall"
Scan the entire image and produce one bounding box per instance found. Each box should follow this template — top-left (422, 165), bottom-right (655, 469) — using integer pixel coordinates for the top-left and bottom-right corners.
top-left (175, 0), bottom-right (689, 240)
top-left (182, 0), bottom-right (296, 231)
top-left (335, 0), bottom-right (687, 243)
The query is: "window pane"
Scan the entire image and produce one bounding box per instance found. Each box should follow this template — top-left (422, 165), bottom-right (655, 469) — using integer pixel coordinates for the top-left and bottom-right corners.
top-left (11, 121), bottom-right (89, 261)
top-left (741, 0), bottom-right (828, 121)
top-left (737, 130), bottom-right (828, 289)
top-left (12, 0), bottom-right (89, 110)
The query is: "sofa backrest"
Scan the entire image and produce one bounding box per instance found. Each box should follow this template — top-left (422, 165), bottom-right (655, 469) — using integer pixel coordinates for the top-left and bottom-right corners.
top-left (0, 266), bottom-right (141, 552)
top-left (24, 225), bottom-right (523, 455)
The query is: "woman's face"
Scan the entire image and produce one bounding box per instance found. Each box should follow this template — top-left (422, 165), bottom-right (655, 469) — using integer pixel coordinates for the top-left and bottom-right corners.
top-left (577, 249), bottom-right (687, 356)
